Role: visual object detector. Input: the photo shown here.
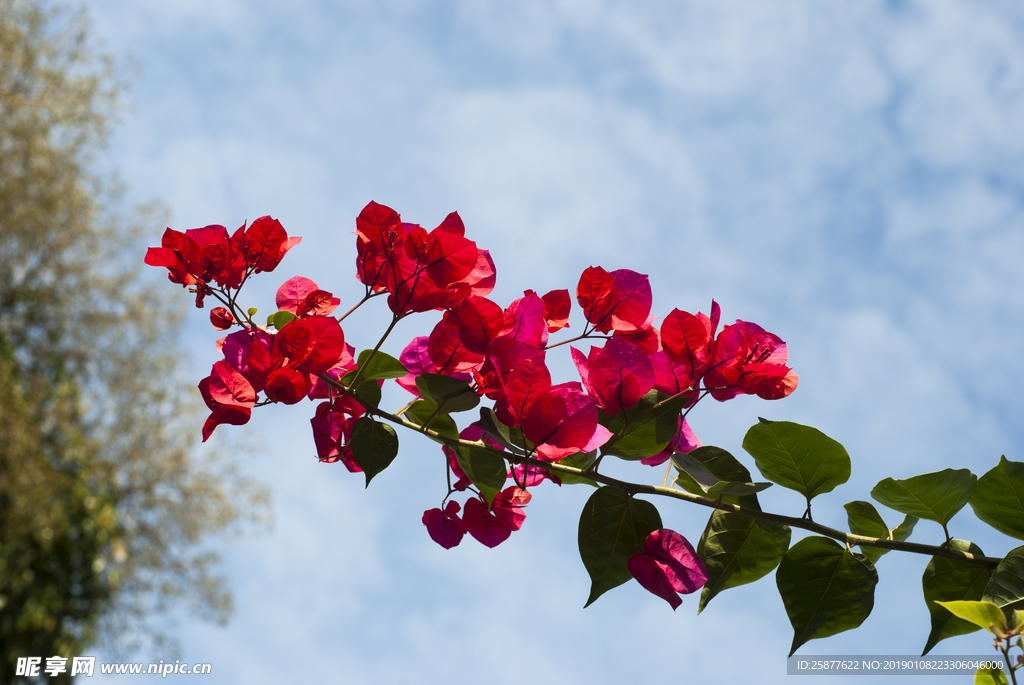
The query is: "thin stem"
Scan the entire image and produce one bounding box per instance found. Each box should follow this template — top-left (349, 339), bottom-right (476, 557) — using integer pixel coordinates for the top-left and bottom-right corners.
top-left (544, 331), bottom-right (609, 351)
top-left (338, 291), bottom-right (382, 324)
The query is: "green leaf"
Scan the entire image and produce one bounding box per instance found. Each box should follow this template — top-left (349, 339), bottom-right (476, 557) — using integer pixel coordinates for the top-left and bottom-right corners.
top-left (403, 399), bottom-right (459, 440)
top-left (933, 600), bottom-right (1006, 633)
top-left (356, 348), bottom-right (408, 381)
top-left (871, 468), bottom-right (977, 526)
top-left (340, 369), bottom-right (381, 408)
top-left (672, 445), bottom-right (764, 510)
top-left (453, 445), bottom-right (507, 506)
top-left (348, 417), bottom-right (399, 488)
top-left (975, 666), bottom-right (1009, 685)
top-left (600, 390), bottom-right (688, 459)
top-left (970, 456), bottom-right (1024, 541)
top-left (476, 407), bottom-right (520, 453)
top-left (696, 510), bottom-right (791, 613)
top-left (776, 536), bottom-right (878, 656)
top-left (844, 500), bottom-right (918, 564)
top-left (270, 310), bottom-right (297, 329)
top-left (555, 450), bottom-right (598, 487)
top-left (742, 420), bottom-right (851, 502)
top-left (672, 452), bottom-right (771, 500)
top-left (921, 539), bottom-right (992, 654)
top-left (415, 373), bottom-right (480, 413)
top-left (983, 545), bottom-right (1024, 613)
top-left (578, 487), bottom-right (662, 607)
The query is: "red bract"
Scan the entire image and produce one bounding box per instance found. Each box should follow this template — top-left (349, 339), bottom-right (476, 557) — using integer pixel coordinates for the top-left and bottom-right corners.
top-left (146, 218), bottom-right (301, 303)
top-left (354, 202), bottom-right (493, 315)
top-left (627, 529), bottom-right (708, 610)
top-left (144, 228), bottom-right (195, 286)
top-left (495, 354), bottom-right (551, 427)
top-left (428, 312), bottom-right (484, 374)
top-left (244, 216), bottom-right (301, 274)
top-left (522, 382), bottom-right (613, 461)
top-left (491, 486), bottom-right (531, 531)
top-left (310, 400), bottom-right (362, 470)
top-left (539, 289), bottom-right (571, 333)
top-left (210, 306), bottom-right (234, 331)
top-left (462, 496), bottom-right (512, 548)
top-left (423, 501), bottom-right (465, 549)
top-left (571, 337), bottom-right (655, 415)
top-left (456, 296), bottom-right (504, 355)
top-left (576, 267), bottom-right (652, 334)
top-left (497, 291), bottom-right (548, 349)
top-left (198, 361), bottom-right (257, 442)
top-left (276, 276), bottom-right (340, 317)
top-left (703, 320), bottom-right (797, 401)
top-left (660, 304), bottom-right (719, 381)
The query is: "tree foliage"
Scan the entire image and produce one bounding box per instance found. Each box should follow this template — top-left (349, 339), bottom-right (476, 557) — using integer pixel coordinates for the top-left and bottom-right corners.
top-left (0, 1), bottom-right (267, 680)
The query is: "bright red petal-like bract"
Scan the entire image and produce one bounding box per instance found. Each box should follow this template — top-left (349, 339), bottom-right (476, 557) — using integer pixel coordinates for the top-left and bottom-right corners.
top-left (522, 382), bottom-right (610, 461)
top-left (276, 276), bottom-right (340, 316)
top-left (628, 529), bottom-right (708, 610)
top-left (462, 496), bottom-right (512, 548)
top-left (491, 486), bottom-right (531, 531)
top-left (210, 306), bottom-right (234, 331)
top-left (198, 361), bottom-right (257, 442)
top-left (572, 337), bottom-right (654, 415)
top-left (539, 289), bottom-right (572, 333)
top-left (423, 501), bottom-right (465, 549)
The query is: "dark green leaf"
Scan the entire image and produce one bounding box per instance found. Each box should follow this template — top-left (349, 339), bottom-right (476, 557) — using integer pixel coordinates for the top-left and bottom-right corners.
top-left (356, 348), bottom-right (408, 381)
top-left (672, 452), bottom-right (771, 499)
top-left (476, 407), bottom-right (520, 452)
top-left (340, 369), bottom-right (381, 408)
top-left (982, 545), bottom-right (1024, 614)
top-left (844, 501), bottom-right (919, 564)
top-left (403, 399), bottom-right (459, 440)
top-left (970, 457), bottom-right (1024, 541)
top-left (921, 539), bottom-right (992, 654)
top-left (348, 417), bottom-right (399, 488)
top-left (555, 450), bottom-right (598, 487)
top-left (270, 310), bottom-right (297, 329)
top-left (871, 468), bottom-right (977, 526)
top-left (600, 390), bottom-right (688, 459)
top-left (696, 510), bottom-right (790, 613)
top-left (742, 420), bottom-right (851, 501)
top-left (776, 536), bottom-right (878, 656)
top-left (415, 373), bottom-right (480, 413)
top-left (673, 445), bottom-right (763, 510)
top-left (578, 487), bottom-right (662, 607)
top-left (454, 445), bottom-right (507, 506)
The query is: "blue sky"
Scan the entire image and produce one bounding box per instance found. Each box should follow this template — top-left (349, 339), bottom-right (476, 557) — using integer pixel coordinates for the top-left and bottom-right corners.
top-left (82, 1), bottom-right (1024, 683)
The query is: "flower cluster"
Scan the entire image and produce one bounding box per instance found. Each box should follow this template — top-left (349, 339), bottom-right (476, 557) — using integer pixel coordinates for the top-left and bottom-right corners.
top-left (145, 200), bottom-right (798, 610)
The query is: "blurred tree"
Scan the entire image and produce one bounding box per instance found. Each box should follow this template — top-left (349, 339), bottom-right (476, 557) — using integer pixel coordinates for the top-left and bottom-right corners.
top-left (0, 1), bottom-right (268, 681)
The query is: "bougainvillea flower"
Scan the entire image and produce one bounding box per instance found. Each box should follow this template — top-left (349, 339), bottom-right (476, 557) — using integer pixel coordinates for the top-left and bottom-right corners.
top-left (184, 226), bottom-right (229, 284)
top-left (423, 501), bottom-right (465, 549)
top-left (428, 311), bottom-right (485, 373)
top-left (306, 346), bottom-right (358, 400)
top-left (494, 354), bottom-right (551, 427)
top-left (472, 337), bottom-right (545, 402)
top-left (210, 306), bottom-right (234, 331)
top-left (614, 320), bottom-right (660, 355)
top-left (144, 228), bottom-right (196, 286)
top-left (462, 496), bottom-right (512, 548)
top-left (198, 361), bottom-right (257, 442)
top-left (310, 401), bottom-right (362, 470)
top-left (539, 289), bottom-right (571, 333)
top-left (576, 267), bottom-right (653, 334)
top-left (276, 276), bottom-right (340, 317)
top-left (522, 382), bottom-right (613, 461)
top-left (497, 291), bottom-right (549, 349)
top-left (627, 529), bottom-right (708, 610)
top-left (243, 216), bottom-right (301, 274)
top-left (354, 202), bottom-right (493, 315)
top-left (571, 338), bottom-right (655, 415)
top-left (220, 329), bottom-right (273, 377)
top-left (490, 486), bottom-right (532, 531)
top-left (660, 305), bottom-right (719, 381)
top-left (456, 296), bottom-right (505, 355)
top-left (702, 320), bottom-right (797, 401)
top-left (641, 416), bottom-right (702, 466)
